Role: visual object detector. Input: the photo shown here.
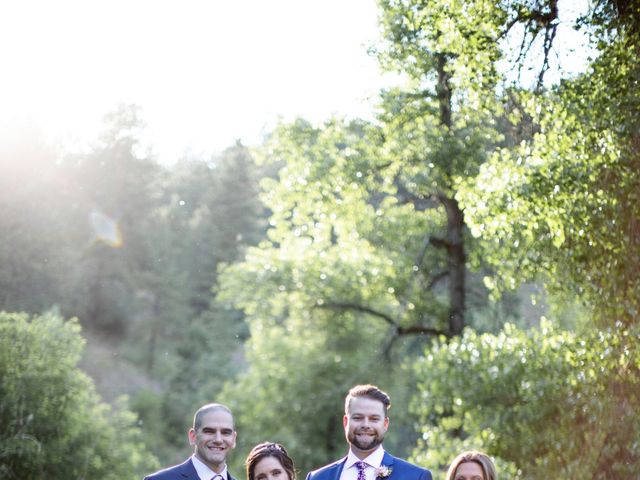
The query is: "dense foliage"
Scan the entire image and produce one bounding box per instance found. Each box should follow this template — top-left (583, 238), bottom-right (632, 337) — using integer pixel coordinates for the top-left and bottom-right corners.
top-left (0, 107), bottom-right (266, 466)
top-left (217, 119), bottom-right (428, 473)
top-left (0, 311), bottom-right (158, 479)
top-left (401, 0), bottom-right (640, 476)
top-left (411, 321), bottom-right (640, 478)
top-left (459, 41), bottom-right (640, 325)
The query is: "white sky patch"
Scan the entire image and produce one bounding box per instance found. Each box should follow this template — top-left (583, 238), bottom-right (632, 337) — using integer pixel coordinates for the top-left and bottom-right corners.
top-left (0, 0), bottom-right (388, 163)
top-left (0, 0), bottom-right (592, 163)
top-left (498, 0), bottom-right (594, 87)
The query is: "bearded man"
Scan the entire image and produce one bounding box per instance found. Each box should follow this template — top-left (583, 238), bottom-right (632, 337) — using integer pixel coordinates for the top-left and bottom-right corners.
top-left (306, 385), bottom-right (432, 480)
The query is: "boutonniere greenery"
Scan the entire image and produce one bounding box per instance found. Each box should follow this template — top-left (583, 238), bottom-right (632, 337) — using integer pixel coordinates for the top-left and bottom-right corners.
top-left (375, 466), bottom-right (392, 479)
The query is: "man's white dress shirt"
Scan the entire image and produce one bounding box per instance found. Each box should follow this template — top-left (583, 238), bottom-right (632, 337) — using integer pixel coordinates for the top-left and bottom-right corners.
top-left (191, 454), bottom-right (228, 480)
top-left (339, 446), bottom-right (386, 480)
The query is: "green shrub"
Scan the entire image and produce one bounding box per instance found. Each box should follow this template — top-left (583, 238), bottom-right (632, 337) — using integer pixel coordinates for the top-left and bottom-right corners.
top-left (411, 320), bottom-right (640, 479)
top-left (0, 311), bottom-right (158, 479)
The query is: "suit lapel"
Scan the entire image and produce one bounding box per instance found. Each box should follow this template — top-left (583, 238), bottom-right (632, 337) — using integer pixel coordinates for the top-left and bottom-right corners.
top-left (179, 458), bottom-right (199, 479)
top-left (331, 457), bottom-right (347, 480)
top-left (381, 452), bottom-right (396, 477)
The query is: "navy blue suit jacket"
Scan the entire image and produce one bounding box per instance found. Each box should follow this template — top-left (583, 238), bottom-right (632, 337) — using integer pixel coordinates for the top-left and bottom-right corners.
top-left (144, 458), bottom-right (236, 480)
top-left (306, 451), bottom-right (432, 480)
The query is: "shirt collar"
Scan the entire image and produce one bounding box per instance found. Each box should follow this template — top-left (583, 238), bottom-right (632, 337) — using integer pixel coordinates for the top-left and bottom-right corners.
top-left (191, 454), bottom-right (227, 480)
top-left (345, 446), bottom-right (385, 470)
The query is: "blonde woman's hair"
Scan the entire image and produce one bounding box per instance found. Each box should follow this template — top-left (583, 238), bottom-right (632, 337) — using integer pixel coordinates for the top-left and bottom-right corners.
top-left (445, 450), bottom-right (497, 480)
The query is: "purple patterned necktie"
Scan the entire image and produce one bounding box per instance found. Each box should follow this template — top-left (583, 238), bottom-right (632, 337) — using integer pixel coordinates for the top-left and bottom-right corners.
top-left (356, 461), bottom-right (367, 480)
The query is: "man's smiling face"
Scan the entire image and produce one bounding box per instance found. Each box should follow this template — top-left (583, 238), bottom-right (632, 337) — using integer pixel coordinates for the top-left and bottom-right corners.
top-left (344, 396), bottom-right (389, 458)
top-left (189, 409), bottom-right (237, 472)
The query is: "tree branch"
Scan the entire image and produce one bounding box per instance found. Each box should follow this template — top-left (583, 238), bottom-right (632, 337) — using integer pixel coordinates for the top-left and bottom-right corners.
top-left (397, 325), bottom-right (448, 336)
top-left (427, 270), bottom-right (449, 290)
top-left (394, 184), bottom-right (439, 211)
top-left (429, 236), bottom-right (450, 250)
top-left (381, 323), bottom-right (450, 357)
top-left (319, 301), bottom-right (447, 337)
top-left (537, 22), bottom-right (558, 89)
top-left (320, 301), bottom-right (398, 327)
top-left (414, 235), bottom-right (432, 270)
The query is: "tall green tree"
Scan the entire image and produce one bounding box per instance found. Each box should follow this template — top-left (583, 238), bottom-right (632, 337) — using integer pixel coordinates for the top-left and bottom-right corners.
top-left (161, 142), bottom-right (264, 315)
top-left (376, 0), bottom-right (509, 334)
top-left (217, 119), bottom-right (438, 468)
top-left (136, 142), bottom-right (266, 459)
top-left (405, 0), bottom-right (640, 475)
top-left (459, 12), bottom-right (640, 326)
top-left (216, 0), bottom-right (531, 470)
top-left (63, 104), bottom-right (163, 336)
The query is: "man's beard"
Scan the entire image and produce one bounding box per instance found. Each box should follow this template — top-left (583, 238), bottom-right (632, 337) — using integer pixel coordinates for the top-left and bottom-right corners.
top-left (348, 430), bottom-right (384, 451)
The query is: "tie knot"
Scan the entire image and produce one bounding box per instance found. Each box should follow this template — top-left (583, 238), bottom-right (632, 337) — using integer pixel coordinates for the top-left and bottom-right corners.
top-left (211, 475), bottom-right (223, 480)
top-left (356, 461), bottom-right (367, 471)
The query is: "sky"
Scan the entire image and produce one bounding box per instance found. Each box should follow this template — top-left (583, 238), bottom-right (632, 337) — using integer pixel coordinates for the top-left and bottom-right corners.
top-left (1, 0), bottom-right (591, 165)
top-left (0, 0), bottom-right (387, 163)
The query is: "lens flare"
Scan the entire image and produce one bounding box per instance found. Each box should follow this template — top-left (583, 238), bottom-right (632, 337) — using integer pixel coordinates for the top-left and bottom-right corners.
top-left (89, 210), bottom-right (122, 247)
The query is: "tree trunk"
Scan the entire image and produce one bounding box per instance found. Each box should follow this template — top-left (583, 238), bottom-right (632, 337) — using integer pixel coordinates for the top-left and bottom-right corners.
top-left (443, 196), bottom-right (466, 336)
top-left (436, 52), bottom-right (466, 336)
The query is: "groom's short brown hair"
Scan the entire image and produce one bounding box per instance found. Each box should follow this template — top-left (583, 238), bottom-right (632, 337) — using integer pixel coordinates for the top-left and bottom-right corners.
top-left (345, 384), bottom-right (391, 416)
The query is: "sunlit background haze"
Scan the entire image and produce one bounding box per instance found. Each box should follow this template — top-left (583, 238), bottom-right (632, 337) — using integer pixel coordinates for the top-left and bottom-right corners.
top-left (1, 0), bottom-right (388, 163)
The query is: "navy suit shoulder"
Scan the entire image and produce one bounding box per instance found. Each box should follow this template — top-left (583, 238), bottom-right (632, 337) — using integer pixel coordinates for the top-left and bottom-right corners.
top-left (383, 453), bottom-right (432, 480)
top-left (305, 456), bottom-right (347, 480)
top-left (144, 458), bottom-right (197, 480)
top-left (305, 453), bottom-right (431, 480)
top-left (143, 458), bottom-right (237, 480)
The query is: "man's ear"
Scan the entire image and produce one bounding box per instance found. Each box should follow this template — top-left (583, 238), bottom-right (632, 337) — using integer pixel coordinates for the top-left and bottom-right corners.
top-left (188, 428), bottom-right (196, 446)
top-left (343, 414), bottom-right (348, 428)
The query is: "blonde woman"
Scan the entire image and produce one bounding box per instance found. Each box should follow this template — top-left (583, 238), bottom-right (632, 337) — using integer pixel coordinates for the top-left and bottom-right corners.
top-left (445, 451), bottom-right (496, 480)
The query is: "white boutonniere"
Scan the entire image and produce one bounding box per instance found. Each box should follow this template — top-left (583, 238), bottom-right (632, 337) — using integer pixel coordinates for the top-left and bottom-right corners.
top-left (375, 466), bottom-right (392, 479)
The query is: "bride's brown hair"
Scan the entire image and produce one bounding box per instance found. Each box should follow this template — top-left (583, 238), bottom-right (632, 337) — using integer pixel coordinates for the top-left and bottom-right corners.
top-left (245, 442), bottom-right (296, 480)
